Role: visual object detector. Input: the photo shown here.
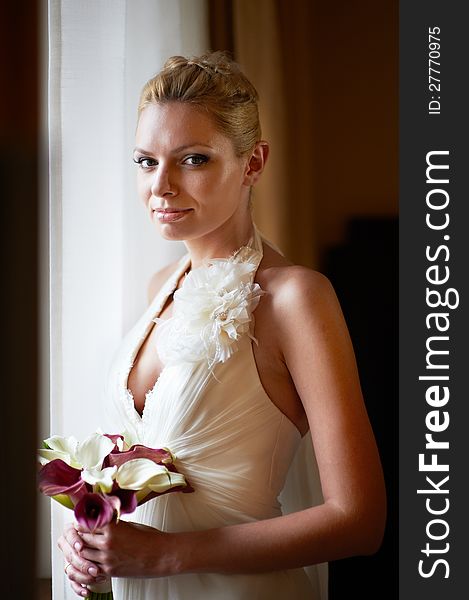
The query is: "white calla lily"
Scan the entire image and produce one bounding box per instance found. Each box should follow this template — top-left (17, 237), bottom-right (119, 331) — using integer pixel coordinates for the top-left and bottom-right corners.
top-left (38, 433), bottom-right (117, 471)
top-left (147, 471), bottom-right (187, 492)
top-left (45, 435), bottom-right (79, 455)
top-left (38, 435), bottom-right (81, 468)
top-left (115, 459), bottom-right (168, 490)
top-left (81, 466), bottom-right (118, 493)
top-left (121, 429), bottom-right (139, 449)
top-left (74, 433), bottom-right (115, 470)
top-left (38, 449), bottom-right (71, 466)
top-left (115, 458), bottom-right (185, 493)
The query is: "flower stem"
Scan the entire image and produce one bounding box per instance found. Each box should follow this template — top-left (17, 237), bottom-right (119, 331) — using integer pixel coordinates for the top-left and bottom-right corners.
top-left (86, 592), bottom-right (113, 600)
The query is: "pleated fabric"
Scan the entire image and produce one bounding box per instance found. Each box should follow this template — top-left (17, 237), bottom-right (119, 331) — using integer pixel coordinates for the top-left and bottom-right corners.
top-left (104, 229), bottom-right (327, 599)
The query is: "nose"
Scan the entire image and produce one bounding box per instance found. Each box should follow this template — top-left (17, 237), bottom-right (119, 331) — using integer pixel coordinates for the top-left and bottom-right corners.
top-left (150, 164), bottom-right (177, 199)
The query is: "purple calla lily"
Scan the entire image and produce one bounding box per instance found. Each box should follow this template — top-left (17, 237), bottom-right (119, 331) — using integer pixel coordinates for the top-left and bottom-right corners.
top-left (104, 434), bottom-right (124, 445)
top-left (74, 492), bottom-right (117, 532)
top-left (106, 444), bottom-right (173, 469)
top-left (109, 486), bottom-right (138, 515)
top-left (38, 459), bottom-right (89, 504)
top-left (104, 433), bottom-right (126, 453)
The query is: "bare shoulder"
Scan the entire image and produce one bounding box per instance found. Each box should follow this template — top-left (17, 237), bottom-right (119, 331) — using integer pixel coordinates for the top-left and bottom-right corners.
top-left (147, 258), bottom-right (182, 304)
top-left (256, 242), bottom-right (339, 322)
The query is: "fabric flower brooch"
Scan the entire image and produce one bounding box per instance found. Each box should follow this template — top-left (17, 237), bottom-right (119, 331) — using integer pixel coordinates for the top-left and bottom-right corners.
top-left (154, 257), bottom-right (264, 369)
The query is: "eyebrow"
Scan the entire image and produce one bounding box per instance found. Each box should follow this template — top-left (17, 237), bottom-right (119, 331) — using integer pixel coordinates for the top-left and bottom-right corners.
top-left (133, 143), bottom-right (213, 155)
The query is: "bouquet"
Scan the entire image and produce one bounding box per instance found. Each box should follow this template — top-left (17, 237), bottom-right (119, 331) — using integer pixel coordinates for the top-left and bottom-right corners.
top-left (38, 431), bottom-right (192, 599)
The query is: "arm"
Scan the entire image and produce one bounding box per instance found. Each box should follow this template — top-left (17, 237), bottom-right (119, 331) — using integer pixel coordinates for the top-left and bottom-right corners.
top-left (72, 268), bottom-right (386, 578)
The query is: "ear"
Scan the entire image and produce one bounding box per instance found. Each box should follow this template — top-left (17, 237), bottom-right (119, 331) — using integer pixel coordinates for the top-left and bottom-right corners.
top-left (242, 141), bottom-right (269, 186)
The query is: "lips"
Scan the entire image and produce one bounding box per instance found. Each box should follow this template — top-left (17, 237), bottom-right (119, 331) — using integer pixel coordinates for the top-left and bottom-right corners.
top-left (154, 208), bottom-right (193, 223)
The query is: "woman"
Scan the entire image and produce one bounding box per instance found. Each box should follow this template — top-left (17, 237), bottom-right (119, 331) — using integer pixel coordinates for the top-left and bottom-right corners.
top-left (58, 52), bottom-right (386, 599)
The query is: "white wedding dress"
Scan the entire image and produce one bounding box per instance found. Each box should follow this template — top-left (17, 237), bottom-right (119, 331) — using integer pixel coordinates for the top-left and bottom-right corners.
top-left (104, 228), bottom-right (328, 599)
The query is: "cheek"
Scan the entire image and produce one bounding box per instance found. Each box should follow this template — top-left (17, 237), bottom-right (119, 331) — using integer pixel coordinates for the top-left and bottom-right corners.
top-left (203, 163), bottom-right (244, 195)
top-left (136, 174), bottom-right (150, 203)
top-left (220, 159), bottom-right (247, 187)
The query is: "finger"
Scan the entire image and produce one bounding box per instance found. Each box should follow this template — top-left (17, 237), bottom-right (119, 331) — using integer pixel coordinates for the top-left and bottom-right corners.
top-left (67, 566), bottom-right (109, 599)
top-left (57, 535), bottom-right (74, 564)
top-left (63, 523), bottom-right (86, 553)
top-left (70, 580), bottom-right (91, 598)
top-left (66, 563), bottom-right (96, 586)
top-left (59, 525), bottom-right (83, 556)
top-left (80, 547), bottom-right (104, 563)
top-left (76, 523), bottom-right (106, 536)
top-left (78, 531), bottom-right (106, 548)
top-left (59, 535), bottom-right (99, 579)
top-left (69, 549), bottom-right (101, 578)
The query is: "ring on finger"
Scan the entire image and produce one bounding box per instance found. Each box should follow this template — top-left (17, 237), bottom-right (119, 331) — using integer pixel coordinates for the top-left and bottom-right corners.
top-left (64, 562), bottom-right (72, 575)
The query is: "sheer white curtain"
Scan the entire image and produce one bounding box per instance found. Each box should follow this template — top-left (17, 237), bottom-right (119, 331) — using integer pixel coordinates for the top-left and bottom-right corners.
top-left (45, 1), bottom-right (208, 596)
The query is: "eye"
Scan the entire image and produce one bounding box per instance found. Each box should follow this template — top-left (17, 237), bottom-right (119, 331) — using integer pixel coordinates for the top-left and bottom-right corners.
top-left (133, 156), bottom-right (157, 169)
top-left (183, 154), bottom-right (209, 166)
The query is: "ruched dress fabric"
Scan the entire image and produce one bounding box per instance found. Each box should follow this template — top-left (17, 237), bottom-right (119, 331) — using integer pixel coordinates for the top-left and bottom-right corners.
top-left (104, 230), bottom-right (327, 599)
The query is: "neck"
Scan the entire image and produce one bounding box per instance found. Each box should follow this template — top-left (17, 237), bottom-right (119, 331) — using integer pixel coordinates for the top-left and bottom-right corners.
top-left (184, 216), bottom-right (255, 270)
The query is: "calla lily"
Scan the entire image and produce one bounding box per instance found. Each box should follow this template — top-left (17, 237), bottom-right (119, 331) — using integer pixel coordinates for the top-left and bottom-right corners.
top-left (81, 466), bottom-right (117, 493)
top-left (95, 428), bottom-right (129, 452)
top-left (115, 458), bottom-right (187, 493)
top-left (38, 432), bottom-right (116, 472)
top-left (147, 471), bottom-right (187, 492)
top-left (107, 445), bottom-right (173, 469)
top-left (38, 459), bottom-right (88, 504)
top-left (115, 458), bottom-right (168, 490)
top-left (74, 433), bottom-right (115, 471)
top-left (74, 493), bottom-right (116, 532)
top-left (121, 429), bottom-right (139, 448)
top-left (38, 449), bottom-right (70, 467)
top-left (38, 435), bottom-right (80, 468)
top-left (109, 487), bottom-right (138, 516)
top-left (104, 434), bottom-right (126, 452)
top-left (44, 435), bottom-right (79, 455)
top-left (51, 493), bottom-right (75, 510)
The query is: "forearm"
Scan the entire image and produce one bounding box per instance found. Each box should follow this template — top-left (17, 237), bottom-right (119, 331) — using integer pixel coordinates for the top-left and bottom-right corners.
top-left (168, 500), bottom-right (384, 576)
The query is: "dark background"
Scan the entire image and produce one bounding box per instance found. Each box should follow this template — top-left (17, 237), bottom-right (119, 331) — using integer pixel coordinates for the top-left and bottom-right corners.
top-left (1, 1), bottom-right (40, 598)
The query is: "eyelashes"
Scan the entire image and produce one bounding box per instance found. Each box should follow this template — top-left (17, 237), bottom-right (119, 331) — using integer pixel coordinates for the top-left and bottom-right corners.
top-left (133, 157), bottom-right (157, 169)
top-left (183, 154), bottom-right (209, 166)
top-left (133, 154), bottom-right (210, 169)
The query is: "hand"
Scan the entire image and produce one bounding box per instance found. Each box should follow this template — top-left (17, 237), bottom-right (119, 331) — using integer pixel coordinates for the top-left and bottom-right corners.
top-left (76, 520), bottom-right (174, 578)
top-left (58, 522), bottom-right (109, 598)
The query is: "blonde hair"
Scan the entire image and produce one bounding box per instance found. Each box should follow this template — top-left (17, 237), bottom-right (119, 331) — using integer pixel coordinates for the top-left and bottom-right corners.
top-left (138, 51), bottom-right (261, 157)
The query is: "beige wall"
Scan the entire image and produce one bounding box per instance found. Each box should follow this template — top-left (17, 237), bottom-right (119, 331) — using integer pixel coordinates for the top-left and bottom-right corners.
top-left (212, 0), bottom-right (398, 267)
top-left (310, 2), bottom-right (398, 257)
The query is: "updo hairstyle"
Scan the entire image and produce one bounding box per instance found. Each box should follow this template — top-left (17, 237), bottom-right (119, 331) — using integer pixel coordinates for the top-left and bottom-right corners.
top-left (138, 51), bottom-right (261, 157)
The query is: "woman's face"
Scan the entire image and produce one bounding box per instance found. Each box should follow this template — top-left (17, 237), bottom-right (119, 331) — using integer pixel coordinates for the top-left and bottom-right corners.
top-left (134, 102), bottom-right (251, 244)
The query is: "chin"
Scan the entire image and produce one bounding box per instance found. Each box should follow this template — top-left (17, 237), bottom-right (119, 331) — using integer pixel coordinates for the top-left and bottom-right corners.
top-left (155, 221), bottom-right (190, 242)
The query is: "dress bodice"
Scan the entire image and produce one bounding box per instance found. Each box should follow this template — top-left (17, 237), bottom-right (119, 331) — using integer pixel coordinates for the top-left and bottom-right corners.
top-left (104, 229), bottom-right (327, 599)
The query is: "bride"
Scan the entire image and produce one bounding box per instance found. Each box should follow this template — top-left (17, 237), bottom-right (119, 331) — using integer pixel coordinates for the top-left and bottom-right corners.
top-left (58, 52), bottom-right (386, 599)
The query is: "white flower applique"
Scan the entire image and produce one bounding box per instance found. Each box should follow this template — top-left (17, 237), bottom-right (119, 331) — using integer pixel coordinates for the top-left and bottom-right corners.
top-left (153, 257), bottom-right (264, 369)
